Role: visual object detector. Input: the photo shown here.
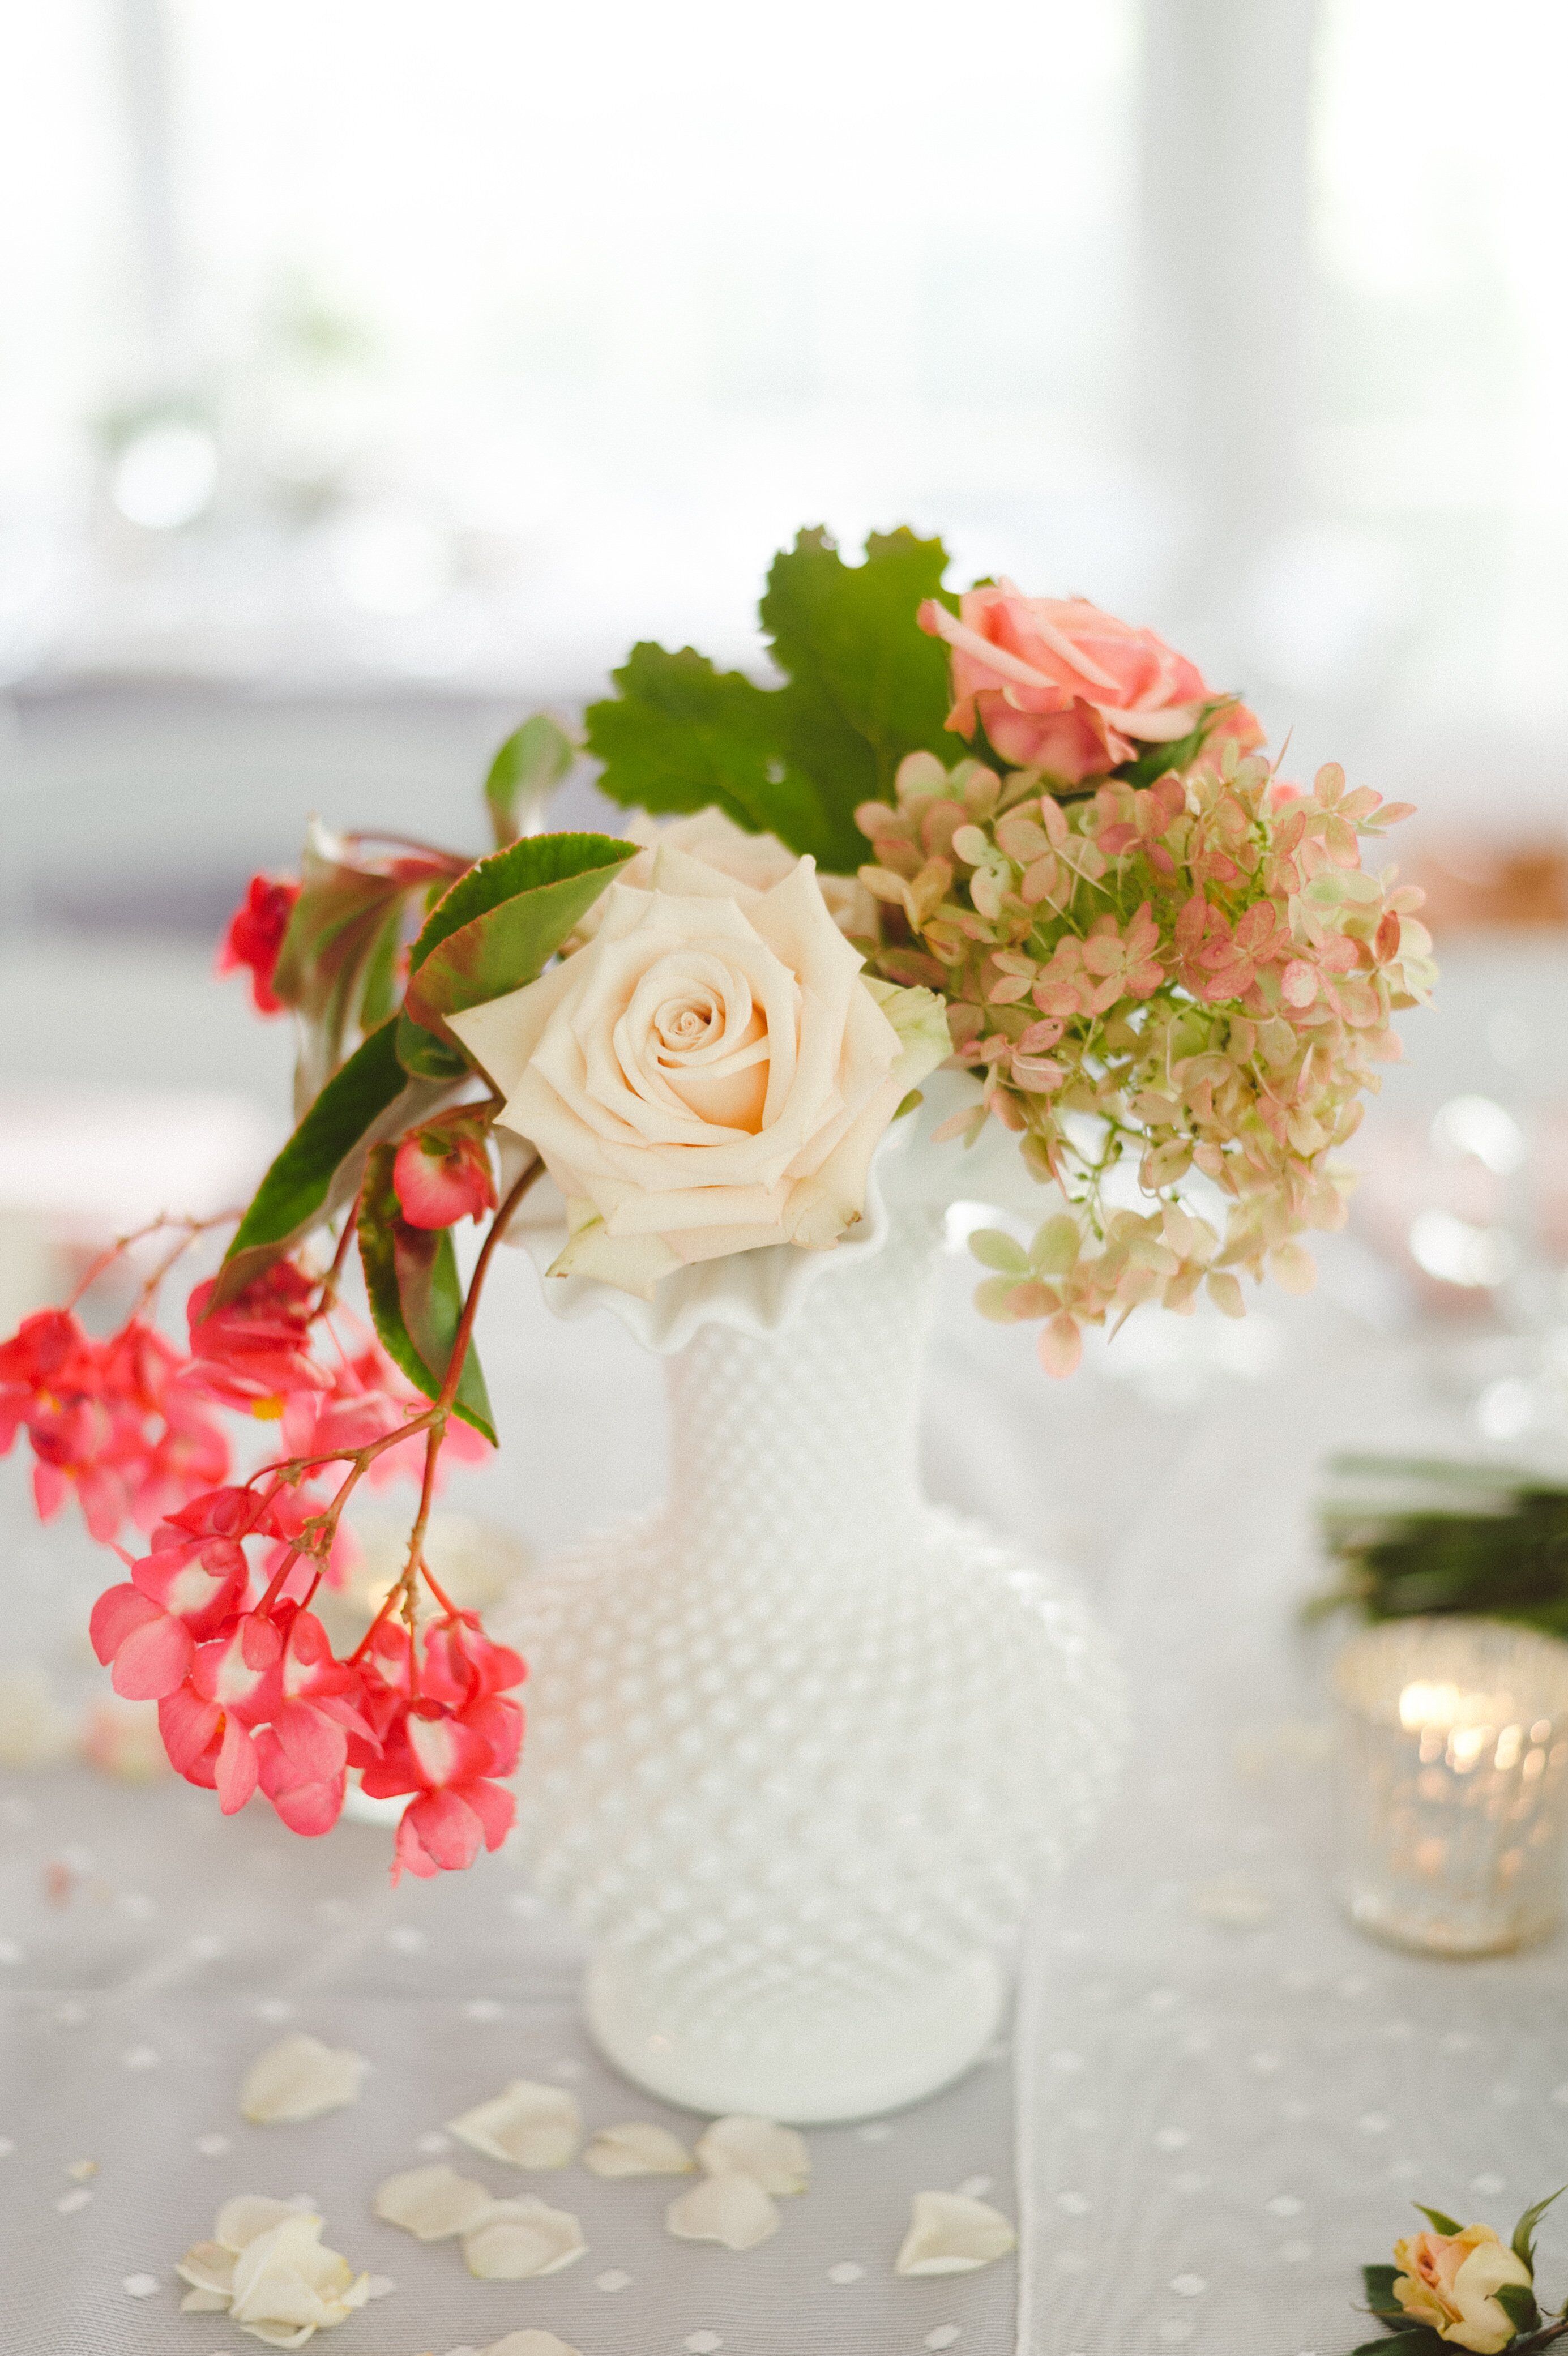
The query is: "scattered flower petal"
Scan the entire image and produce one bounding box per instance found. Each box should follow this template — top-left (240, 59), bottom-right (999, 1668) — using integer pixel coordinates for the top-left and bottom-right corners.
top-left (227, 2212), bottom-right (369, 2341)
top-left (896, 2192), bottom-right (1018, 2276)
top-left (447, 2081), bottom-right (581, 2170)
top-left (122, 2273), bottom-right (159, 2298)
top-left (827, 2261), bottom-right (865, 2284)
top-left (215, 2197), bottom-right (301, 2252)
top-left (583, 2121), bottom-right (694, 2178)
top-left (180, 2286), bottom-right (232, 2312)
top-left (595, 2269), bottom-right (632, 2291)
top-left (695, 2115), bottom-right (809, 2196)
top-left (481, 2334), bottom-right (583, 2356)
top-left (373, 2165), bottom-right (496, 2241)
top-left (364, 2274), bottom-right (395, 2299)
top-left (461, 2196), bottom-right (586, 2280)
top-left (666, 2173), bottom-right (780, 2251)
top-left (178, 2242), bottom-right (238, 2295)
top-left (240, 2035), bottom-right (368, 2126)
top-left (55, 2188), bottom-right (92, 2214)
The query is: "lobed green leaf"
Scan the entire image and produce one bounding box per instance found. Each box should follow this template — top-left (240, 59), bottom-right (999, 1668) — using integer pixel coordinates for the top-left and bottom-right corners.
top-left (585, 643), bottom-right (849, 866)
top-left (759, 524), bottom-right (958, 802)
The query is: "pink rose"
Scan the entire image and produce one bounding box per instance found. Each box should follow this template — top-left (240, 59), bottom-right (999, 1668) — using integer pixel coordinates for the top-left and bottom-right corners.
top-left (918, 584), bottom-right (1212, 783)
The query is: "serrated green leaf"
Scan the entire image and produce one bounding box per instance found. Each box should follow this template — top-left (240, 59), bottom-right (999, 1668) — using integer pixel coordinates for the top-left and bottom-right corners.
top-left (968, 1228), bottom-right (1029, 1276)
top-left (395, 1012), bottom-right (472, 1080)
top-left (585, 643), bottom-right (851, 866)
top-left (759, 524), bottom-right (958, 802)
top-left (404, 831), bottom-right (637, 1036)
top-left (484, 713), bottom-right (576, 847)
top-left (213, 1023), bottom-right (453, 1307)
top-left (587, 529), bottom-right (959, 875)
top-left (357, 1144), bottom-right (495, 1444)
top-left (1415, 2205), bottom-right (1466, 2239)
top-left (1514, 2187), bottom-right (1565, 2273)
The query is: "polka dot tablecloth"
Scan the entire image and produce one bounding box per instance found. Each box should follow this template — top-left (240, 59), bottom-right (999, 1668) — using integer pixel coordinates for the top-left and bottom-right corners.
top-left (8, 1264), bottom-right (1568, 2356)
top-left (1016, 1305), bottom-right (1568, 2354)
top-left (0, 1764), bottom-right (1019, 2354)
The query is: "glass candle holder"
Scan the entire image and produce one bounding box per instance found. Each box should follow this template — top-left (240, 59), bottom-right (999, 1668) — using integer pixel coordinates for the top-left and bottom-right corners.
top-left (1332, 1616), bottom-right (1568, 1956)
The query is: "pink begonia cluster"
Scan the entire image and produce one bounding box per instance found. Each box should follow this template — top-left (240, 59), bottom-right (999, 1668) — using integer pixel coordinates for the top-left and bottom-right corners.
top-left (858, 743), bottom-right (1435, 1376)
top-left (3, 1247), bottom-right (502, 1876)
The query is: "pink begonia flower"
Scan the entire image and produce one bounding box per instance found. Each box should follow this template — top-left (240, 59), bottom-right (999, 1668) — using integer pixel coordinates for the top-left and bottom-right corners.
top-left (1, 1309), bottom-right (230, 1543)
top-left (361, 1681), bottom-right (522, 1883)
top-left (918, 586), bottom-right (1211, 782)
top-left (392, 1118), bottom-right (498, 1230)
top-left (186, 1260), bottom-right (328, 1414)
top-left (217, 872), bottom-right (302, 1015)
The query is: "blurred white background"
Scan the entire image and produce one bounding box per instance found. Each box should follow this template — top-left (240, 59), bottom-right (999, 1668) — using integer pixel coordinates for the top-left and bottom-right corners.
top-left (5, 0), bottom-right (1568, 923)
top-left (3, 0), bottom-right (1568, 1366)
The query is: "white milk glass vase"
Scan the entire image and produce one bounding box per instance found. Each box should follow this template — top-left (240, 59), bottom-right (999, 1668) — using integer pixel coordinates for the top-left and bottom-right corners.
top-left (502, 1203), bottom-right (1124, 2123)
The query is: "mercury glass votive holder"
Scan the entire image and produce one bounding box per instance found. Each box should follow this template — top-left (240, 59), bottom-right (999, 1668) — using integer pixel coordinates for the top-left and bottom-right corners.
top-left (1332, 1616), bottom-right (1568, 1956)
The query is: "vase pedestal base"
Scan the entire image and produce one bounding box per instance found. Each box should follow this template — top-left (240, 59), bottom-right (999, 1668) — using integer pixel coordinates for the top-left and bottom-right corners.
top-left (583, 1946), bottom-right (1007, 2124)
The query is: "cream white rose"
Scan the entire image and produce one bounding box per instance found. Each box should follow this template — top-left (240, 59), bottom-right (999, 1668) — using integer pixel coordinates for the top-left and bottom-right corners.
top-left (579, 807), bottom-right (877, 943)
top-left (450, 842), bottom-right (947, 1300)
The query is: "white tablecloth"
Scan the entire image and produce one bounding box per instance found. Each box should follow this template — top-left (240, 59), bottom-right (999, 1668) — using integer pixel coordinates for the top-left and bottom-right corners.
top-left (5, 1229), bottom-right (1568, 2356)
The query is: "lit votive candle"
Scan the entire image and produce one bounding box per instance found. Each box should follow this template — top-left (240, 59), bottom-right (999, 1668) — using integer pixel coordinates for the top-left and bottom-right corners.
top-left (1332, 1617), bottom-right (1568, 1955)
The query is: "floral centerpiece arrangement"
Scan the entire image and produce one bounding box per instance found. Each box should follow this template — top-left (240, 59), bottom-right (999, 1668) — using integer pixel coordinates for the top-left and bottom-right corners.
top-left (0, 527), bottom-right (1433, 1884)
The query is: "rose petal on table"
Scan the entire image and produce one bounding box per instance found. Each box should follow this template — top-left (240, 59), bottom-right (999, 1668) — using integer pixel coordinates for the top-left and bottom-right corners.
top-left (461, 2196), bottom-right (586, 2280)
top-left (583, 2121), bottom-right (694, 2178)
top-left (481, 2332), bottom-right (584, 2356)
top-left (695, 2115), bottom-right (810, 2196)
top-left (373, 2163), bottom-right (497, 2240)
top-left (177, 2240), bottom-right (237, 2294)
top-left (447, 2080), bottom-right (581, 2169)
top-left (240, 2033), bottom-right (368, 2125)
top-left (214, 2195), bottom-right (306, 2253)
top-left (666, 2171), bottom-right (780, 2251)
top-left (228, 2212), bottom-right (368, 2340)
top-left (179, 2286), bottom-right (232, 2312)
top-left (895, 2191), bottom-right (1018, 2275)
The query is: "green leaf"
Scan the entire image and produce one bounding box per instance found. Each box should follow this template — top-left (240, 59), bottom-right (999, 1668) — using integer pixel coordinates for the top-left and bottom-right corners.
top-left (395, 1012), bottom-right (471, 1080)
top-left (1514, 2188), bottom-right (1565, 2274)
top-left (1497, 2281), bottom-right (1541, 2334)
top-left (404, 831), bottom-right (638, 1036)
top-left (1364, 2264), bottom-right (1403, 2312)
top-left (585, 528), bottom-right (962, 875)
top-left (271, 824), bottom-right (464, 1114)
top-left (586, 643), bottom-right (850, 866)
top-left (484, 714), bottom-right (576, 848)
top-left (1415, 2206), bottom-right (1466, 2239)
top-left (758, 524), bottom-right (957, 802)
top-left (213, 1022), bottom-right (453, 1306)
top-left (357, 1145), bottom-right (495, 1444)
top-left (1347, 2338), bottom-right (1441, 2354)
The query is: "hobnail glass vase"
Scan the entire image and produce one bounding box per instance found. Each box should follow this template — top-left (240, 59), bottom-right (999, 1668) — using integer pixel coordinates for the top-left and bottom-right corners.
top-left (502, 1207), bottom-right (1125, 2122)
